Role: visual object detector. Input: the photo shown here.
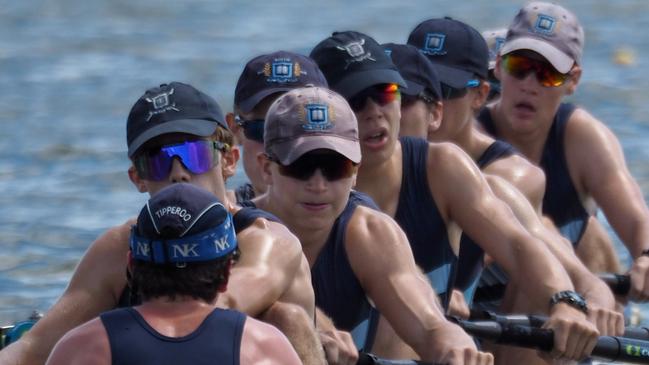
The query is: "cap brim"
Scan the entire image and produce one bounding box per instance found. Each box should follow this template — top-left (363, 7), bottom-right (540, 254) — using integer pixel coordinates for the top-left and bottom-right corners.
top-left (334, 69), bottom-right (407, 99)
top-left (238, 87), bottom-right (293, 113)
top-left (271, 135), bottom-right (361, 165)
top-left (429, 63), bottom-right (475, 89)
top-left (128, 119), bottom-right (219, 157)
top-left (500, 37), bottom-right (574, 74)
top-left (400, 80), bottom-right (425, 96)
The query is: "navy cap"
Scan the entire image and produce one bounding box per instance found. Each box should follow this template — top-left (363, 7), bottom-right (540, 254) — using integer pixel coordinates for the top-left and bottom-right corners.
top-left (383, 43), bottom-right (441, 101)
top-left (234, 51), bottom-right (328, 113)
top-left (407, 18), bottom-right (488, 89)
top-left (127, 82), bottom-right (227, 157)
top-left (130, 183), bottom-right (237, 264)
top-left (310, 31), bottom-right (406, 99)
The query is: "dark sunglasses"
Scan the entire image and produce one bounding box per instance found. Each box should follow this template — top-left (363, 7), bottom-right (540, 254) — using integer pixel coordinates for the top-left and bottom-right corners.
top-left (502, 52), bottom-right (572, 87)
top-left (348, 83), bottom-right (401, 111)
top-left (134, 140), bottom-right (227, 181)
top-left (270, 152), bottom-right (357, 181)
top-left (234, 115), bottom-right (264, 143)
top-left (401, 90), bottom-right (438, 108)
top-left (441, 79), bottom-right (480, 100)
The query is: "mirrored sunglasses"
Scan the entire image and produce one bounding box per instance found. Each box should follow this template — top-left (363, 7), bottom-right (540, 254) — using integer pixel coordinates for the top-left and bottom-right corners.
top-left (134, 140), bottom-right (226, 181)
top-left (502, 52), bottom-right (572, 87)
top-left (348, 83), bottom-right (401, 112)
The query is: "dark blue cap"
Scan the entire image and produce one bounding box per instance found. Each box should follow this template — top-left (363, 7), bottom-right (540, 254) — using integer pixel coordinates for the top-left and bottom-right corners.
top-left (383, 43), bottom-right (441, 101)
top-left (127, 82), bottom-right (227, 157)
top-left (310, 31), bottom-right (406, 99)
top-left (130, 183), bottom-right (237, 264)
top-left (407, 17), bottom-right (488, 89)
top-left (234, 51), bottom-right (328, 113)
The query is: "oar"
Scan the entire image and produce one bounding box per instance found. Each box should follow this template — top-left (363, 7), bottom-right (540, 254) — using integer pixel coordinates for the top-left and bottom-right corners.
top-left (470, 308), bottom-right (649, 341)
top-left (356, 352), bottom-right (439, 365)
top-left (599, 273), bottom-right (631, 296)
top-left (451, 317), bottom-right (649, 364)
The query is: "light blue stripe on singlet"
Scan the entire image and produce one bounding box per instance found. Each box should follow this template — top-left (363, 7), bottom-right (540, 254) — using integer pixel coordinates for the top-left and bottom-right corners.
top-left (558, 219), bottom-right (587, 246)
top-left (463, 275), bottom-right (481, 306)
top-left (426, 263), bottom-right (453, 299)
top-left (351, 318), bottom-right (369, 349)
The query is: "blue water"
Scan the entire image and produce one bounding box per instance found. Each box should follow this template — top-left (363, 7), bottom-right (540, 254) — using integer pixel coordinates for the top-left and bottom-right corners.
top-left (1, 0), bottom-right (649, 324)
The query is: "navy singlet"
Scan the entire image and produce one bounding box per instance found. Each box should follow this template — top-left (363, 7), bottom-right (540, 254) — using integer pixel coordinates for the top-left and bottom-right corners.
top-left (478, 104), bottom-right (588, 246)
top-left (118, 207), bottom-right (281, 307)
top-left (455, 140), bottom-right (517, 305)
top-left (395, 136), bottom-right (457, 308)
top-left (101, 307), bottom-right (244, 365)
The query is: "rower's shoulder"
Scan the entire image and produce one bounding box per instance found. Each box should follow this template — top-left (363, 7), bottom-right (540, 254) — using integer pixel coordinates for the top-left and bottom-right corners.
top-left (236, 213), bottom-right (302, 255)
top-left (347, 205), bottom-right (405, 246)
top-left (485, 154), bottom-right (546, 209)
top-left (565, 106), bottom-right (623, 156)
top-left (47, 317), bottom-right (110, 365)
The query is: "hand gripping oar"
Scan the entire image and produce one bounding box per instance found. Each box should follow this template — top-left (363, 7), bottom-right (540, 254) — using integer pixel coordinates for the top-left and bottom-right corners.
top-left (470, 308), bottom-right (649, 342)
top-left (599, 273), bottom-right (631, 296)
top-left (451, 316), bottom-right (649, 364)
top-left (356, 352), bottom-right (443, 365)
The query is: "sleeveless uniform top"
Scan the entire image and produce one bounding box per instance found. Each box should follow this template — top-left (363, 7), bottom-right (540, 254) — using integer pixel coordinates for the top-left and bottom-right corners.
top-left (118, 207), bottom-right (281, 307)
top-left (477, 103), bottom-right (588, 246)
top-left (240, 191), bottom-right (380, 350)
top-left (455, 141), bottom-right (517, 305)
top-left (100, 307), bottom-right (244, 365)
top-left (395, 136), bottom-right (457, 308)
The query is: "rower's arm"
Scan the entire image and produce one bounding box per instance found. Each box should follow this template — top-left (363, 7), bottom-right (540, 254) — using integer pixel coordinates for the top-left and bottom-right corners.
top-left (345, 206), bottom-right (486, 363)
top-left (0, 222), bottom-right (131, 365)
top-left (566, 109), bottom-right (649, 258)
top-left (216, 218), bottom-right (310, 318)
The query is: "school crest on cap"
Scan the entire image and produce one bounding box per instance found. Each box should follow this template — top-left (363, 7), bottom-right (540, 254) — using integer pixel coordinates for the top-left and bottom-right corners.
top-left (533, 14), bottom-right (557, 35)
top-left (145, 87), bottom-right (180, 122)
top-left (336, 39), bottom-right (375, 69)
top-left (259, 57), bottom-right (306, 83)
top-left (422, 33), bottom-right (447, 56)
top-left (299, 103), bottom-right (334, 131)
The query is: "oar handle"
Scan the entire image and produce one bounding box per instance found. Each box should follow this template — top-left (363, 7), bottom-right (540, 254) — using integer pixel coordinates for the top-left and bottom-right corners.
top-left (456, 318), bottom-right (649, 364)
top-left (356, 352), bottom-right (440, 365)
top-left (599, 273), bottom-right (631, 296)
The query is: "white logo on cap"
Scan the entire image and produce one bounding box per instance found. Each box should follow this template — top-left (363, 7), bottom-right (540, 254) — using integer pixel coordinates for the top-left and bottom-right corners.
top-left (534, 14), bottom-right (556, 35)
top-left (421, 33), bottom-right (447, 56)
top-left (302, 104), bottom-right (333, 131)
top-left (171, 243), bottom-right (200, 258)
top-left (336, 39), bottom-right (376, 69)
top-left (145, 88), bottom-right (180, 122)
top-left (155, 206), bottom-right (192, 222)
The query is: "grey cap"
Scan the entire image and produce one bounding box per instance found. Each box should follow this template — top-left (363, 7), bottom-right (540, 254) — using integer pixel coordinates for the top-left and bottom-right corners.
top-left (264, 86), bottom-right (361, 165)
top-left (501, 2), bottom-right (584, 73)
top-left (482, 28), bottom-right (507, 70)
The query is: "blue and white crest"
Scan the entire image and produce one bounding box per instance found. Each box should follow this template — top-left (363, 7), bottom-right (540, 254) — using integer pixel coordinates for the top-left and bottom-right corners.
top-left (145, 88), bottom-right (180, 122)
top-left (534, 14), bottom-right (556, 35)
top-left (259, 58), bottom-right (306, 83)
top-left (302, 104), bottom-right (333, 131)
top-left (422, 33), bottom-right (447, 56)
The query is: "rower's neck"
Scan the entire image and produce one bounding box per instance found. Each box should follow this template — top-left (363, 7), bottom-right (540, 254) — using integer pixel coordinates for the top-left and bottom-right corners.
top-left (356, 142), bottom-right (403, 216)
top-left (452, 118), bottom-right (494, 162)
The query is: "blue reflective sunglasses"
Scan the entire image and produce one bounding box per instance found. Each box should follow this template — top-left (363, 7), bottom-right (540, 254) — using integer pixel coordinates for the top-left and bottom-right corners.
top-left (235, 115), bottom-right (264, 143)
top-left (441, 79), bottom-right (480, 100)
top-left (134, 140), bottom-right (226, 181)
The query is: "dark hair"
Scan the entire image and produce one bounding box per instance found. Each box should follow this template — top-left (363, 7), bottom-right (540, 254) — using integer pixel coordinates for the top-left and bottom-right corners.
top-left (129, 247), bottom-right (240, 303)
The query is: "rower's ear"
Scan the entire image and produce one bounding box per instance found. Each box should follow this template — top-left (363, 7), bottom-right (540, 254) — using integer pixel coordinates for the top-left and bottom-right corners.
top-left (565, 65), bottom-right (582, 95)
top-left (128, 165), bottom-right (148, 193)
top-left (258, 153), bottom-right (274, 185)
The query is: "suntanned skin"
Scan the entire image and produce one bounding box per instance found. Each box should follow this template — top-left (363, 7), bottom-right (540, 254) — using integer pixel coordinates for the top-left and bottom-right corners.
top-left (44, 255), bottom-right (302, 365)
top-left (0, 132), bottom-right (324, 365)
top-left (252, 152), bottom-right (494, 365)
top-left (351, 92), bottom-right (598, 362)
top-left (412, 80), bottom-right (621, 334)
top-left (488, 51), bottom-right (649, 302)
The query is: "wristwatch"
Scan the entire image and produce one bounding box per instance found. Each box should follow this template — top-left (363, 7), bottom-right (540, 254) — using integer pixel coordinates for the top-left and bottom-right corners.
top-left (549, 290), bottom-right (588, 314)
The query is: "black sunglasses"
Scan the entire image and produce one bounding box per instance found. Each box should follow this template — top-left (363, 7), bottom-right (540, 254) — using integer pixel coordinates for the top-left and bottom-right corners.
top-left (235, 115), bottom-right (264, 143)
top-left (269, 152), bottom-right (357, 181)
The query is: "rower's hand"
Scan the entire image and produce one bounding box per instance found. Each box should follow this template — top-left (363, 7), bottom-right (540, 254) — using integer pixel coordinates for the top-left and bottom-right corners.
top-left (430, 321), bottom-right (494, 365)
top-left (448, 289), bottom-right (470, 319)
top-left (629, 255), bottom-right (649, 302)
top-left (318, 328), bottom-right (358, 365)
top-left (543, 303), bottom-right (599, 361)
top-left (583, 278), bottom-right (625, 336)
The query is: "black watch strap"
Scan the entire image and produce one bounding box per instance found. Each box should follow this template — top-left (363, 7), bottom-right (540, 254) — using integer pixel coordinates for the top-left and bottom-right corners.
top-left (549, 290), bottom-right (588, 314)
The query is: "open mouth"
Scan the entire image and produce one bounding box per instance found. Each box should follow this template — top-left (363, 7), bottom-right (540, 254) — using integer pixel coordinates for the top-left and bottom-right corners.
top-left (362, 128), bottom-right (389, 149)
